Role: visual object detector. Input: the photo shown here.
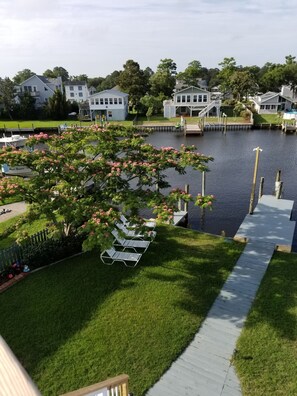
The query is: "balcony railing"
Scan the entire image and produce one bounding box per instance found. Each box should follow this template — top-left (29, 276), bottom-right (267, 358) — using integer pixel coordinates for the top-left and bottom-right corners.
top-left (60, 374), bottom-right (129, 396)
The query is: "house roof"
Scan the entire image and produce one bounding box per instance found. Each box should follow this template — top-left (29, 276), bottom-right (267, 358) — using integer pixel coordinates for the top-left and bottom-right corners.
top-left (18, 75), bottom-right (60, 93)
top-left (89, 89), bottom-right (128, 98)
top-left (174, 85), bottom-right (210, 95)
top-left (64, 81), bottom-right (87, 86)
top-left (252, 91), bottom-right (295, 105)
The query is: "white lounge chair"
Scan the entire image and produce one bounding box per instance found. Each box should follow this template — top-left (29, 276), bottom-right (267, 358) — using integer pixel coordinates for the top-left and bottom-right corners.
top-left (120, 214), bottom-right (156, 230)
top-left (111, 229), bottom-right (150, 253)
top-left (116, 222), bottom-right (156, 241)
top-left (100, 247), bottom-right (142, 267)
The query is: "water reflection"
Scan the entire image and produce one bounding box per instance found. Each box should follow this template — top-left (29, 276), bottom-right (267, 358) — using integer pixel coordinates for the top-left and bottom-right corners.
top-left (146, 129), bottom-right (297, 248)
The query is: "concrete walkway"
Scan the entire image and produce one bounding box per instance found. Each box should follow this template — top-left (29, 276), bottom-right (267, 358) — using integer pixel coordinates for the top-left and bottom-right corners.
top-left (147, 195), bottom-right (296, 396)
top-left (0, 201), bottom-right (27, 222)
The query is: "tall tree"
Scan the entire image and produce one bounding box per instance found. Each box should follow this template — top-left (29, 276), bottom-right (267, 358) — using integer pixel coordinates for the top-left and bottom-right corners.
top-left (217, 57), bottom-right (237, 93)
top-left (99, 71), bottom-right (120, 91)
top-left (0, 125), bottom-right (214, 250)
top-left (16, 91), bottom-right (36, 119)
top-left (150, 58), bottom-right (177, 98)
top-left (229, 70), bottom-right (258, 101)
top-left (177, 60), bottom-right (202, 87)
top-left (13, 69), bottom-right (35, 84)
top-left (43, 66), bottom-right (69, 81)
top-left (118, 60), bottom-right (149, 111)
top-left (0, 77), bottom-right (16, 120)
top-left (45, 89), bottom-right (68, 119)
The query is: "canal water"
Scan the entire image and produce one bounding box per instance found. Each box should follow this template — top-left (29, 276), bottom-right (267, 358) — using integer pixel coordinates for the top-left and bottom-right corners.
top-left (146, 129), bottom-right (297, 249)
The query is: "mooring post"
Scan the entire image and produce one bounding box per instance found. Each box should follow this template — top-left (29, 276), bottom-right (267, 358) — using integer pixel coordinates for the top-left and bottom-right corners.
top-left (202, 172), bottom-right (206, 196)
top-left (258, 177), bottom-right (264, 199)
top-left (275, 170), bottom-right (282, 197)
top-left (249, 146), bottom-right (263, 215)
top-left (276, 181), bottom-right (283, 199)
top-left (184, 184), bottom-right (189, 212)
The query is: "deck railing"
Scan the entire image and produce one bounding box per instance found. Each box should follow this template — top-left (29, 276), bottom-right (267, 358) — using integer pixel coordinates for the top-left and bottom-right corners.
top-left (60, 374), bottom-right (129, 396)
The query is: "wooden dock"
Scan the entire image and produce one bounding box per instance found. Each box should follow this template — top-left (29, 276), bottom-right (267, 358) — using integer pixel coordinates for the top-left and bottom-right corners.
top-left (234, 195), bottom-right (296, 252)
top-left (184, 124), bottom-right (203, 136)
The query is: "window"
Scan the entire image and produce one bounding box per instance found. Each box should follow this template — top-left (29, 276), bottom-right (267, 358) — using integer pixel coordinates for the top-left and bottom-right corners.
top-left (114, 98), bottom-right (118, 104)
top-left (91, 99), bottom-right (94, 105)
top-left (193, 95), bottom-right (197, 103)
top-left (119, 98), bottom-right (122, 104)
top-left (177, 96), bottom-right (181, 103)
top-left (182, 95), bottom-right (186, 103)
top-left (78, 86), bottom-right (82, 90)
top-left (271, 105), bottom-right (276, 109)
top-left (109, 98), bottom-right (113, 104)
top-left (95, 99), bottom-right (99, 105)
top-left (265, 105), bottom-right (271, 109)
top-left (198, 95), bottom-right (202, 102)
top-left (105, 98), bottom-right (108, 105)
top-left (187, 95), bottom-right (191, 102)
top-left (260, 105), bottom-right (264, 109)
top-left (203, 95), bottom-right (207, 102)
top-left (79, 93), bottom-right (83, 97)
top-left (44, 87), bottom-right (48, 91)
top-left (70, 86), bottom-right (74, 91)
top-left (100, 98), bottom-right (104, 105)
top-left (70, 93), bottom-right (74, 97)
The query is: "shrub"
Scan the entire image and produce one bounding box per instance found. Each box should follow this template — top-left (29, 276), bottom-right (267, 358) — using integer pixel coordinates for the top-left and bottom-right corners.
top-left (22, 234), bottom-right (85, 269)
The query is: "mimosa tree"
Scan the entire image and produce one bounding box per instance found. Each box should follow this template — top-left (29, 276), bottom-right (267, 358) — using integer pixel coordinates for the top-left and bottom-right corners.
top-left (0, 125), bottom-right (214, 250)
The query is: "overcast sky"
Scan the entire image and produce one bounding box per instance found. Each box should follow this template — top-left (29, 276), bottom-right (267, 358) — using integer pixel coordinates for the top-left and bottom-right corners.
top-left (1, 0), bottom-right (296, 79)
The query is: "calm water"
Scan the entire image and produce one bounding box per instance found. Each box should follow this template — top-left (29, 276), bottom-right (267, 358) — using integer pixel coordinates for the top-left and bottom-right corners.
top-left (146, 129), bottom-right (297, 248)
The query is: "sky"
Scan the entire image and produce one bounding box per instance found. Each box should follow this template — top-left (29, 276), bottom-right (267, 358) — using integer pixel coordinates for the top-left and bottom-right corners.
top-left (1, 0), bottom-right (297, 79)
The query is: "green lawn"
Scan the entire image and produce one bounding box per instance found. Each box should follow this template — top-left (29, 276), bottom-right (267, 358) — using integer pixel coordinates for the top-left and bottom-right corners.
top-left (0, 225), bottom-right (243, 396)
top-left (0, 215), bottom-right (49, 249)
top-left (234, 251), bottom-right (297, 395)
top-left (253, 114), bottom-right (283, 125)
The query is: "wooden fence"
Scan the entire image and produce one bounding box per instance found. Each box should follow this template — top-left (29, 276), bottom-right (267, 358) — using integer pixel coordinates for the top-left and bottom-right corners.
top-left (0, 229), bottom-right (49, 272)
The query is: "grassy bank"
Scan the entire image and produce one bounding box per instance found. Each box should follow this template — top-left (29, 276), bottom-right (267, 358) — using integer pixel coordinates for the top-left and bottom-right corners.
top-left (234, 251), bottom-right (297, 395)
top-left (0, 225), bottom-right (243, 395)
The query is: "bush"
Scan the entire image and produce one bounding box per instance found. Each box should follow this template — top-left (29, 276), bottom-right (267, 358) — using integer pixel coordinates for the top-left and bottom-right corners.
top-left (22, 234), bottom-right (85, 269)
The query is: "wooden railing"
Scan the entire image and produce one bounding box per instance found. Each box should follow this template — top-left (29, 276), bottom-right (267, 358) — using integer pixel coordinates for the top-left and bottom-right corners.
top-left (60, 374), bottom-right (129, 396)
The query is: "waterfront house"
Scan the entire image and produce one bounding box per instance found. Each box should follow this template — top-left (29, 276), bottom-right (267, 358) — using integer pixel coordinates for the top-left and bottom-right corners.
top-left (15, 75), bottom-right (63, 108)
top-left (163, 86), bottom-right (220, 118)
top-left (250, 91), bottom-right (294, 114)
top-left (64, 81), bottom-right (90, 103)
top-left (88, 89), bottom-right (129, 121)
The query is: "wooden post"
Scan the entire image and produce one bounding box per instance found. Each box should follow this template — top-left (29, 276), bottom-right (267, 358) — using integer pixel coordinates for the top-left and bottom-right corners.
top-left (249, 147), bottom-right (262, 214)
top-left (276, 181), bottom-right (283, 199)
top-left (258, 177), bottom-right (264, 200)
top-left (184, 184), bottom-right (189, 212)
top-left (224, 116), bottom-right (227, 135)
top-left (202, 172), bottom-right (206, 196)
top-left (275, 170), bottom-right (281, 183)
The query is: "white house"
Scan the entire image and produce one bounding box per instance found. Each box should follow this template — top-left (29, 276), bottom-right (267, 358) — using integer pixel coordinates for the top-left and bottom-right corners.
top-left (64, 81), bottom-right (90, 103)
top-left (88, 89), bottom-right (129, 121)
top-left (15, 75), bottom-right (63, 108)
top-left (250, 91), bottom-right (294, 114)
top-left (164, 86), bottom-right (220, 118)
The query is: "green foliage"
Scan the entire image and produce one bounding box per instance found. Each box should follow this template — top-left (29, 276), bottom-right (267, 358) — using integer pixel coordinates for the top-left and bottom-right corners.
top-left (45, 89), bottom-right (68, 120)
top-left (0, 125), bottom-right (214, 252)
top-left (177, 60), bottom-right (202, 87)
top-left (149, 58), bottom-right (176, 98)
top-left (43, 66), bottom-right (69, 81)
top-left (13, 69), bottom-right (35, 84)
top-left (21, 234), bottom-right (84, 269)
top-left (0, 77), bottom-right (16, 120)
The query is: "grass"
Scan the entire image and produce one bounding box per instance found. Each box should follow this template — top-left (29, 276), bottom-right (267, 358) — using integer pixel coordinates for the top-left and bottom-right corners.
top-left (0, 225), bottom-right (243, 396)
top-left (234, 251), bottom-right (297, 395)
top-left (0, 214), bottom-right (49, 249)
top-left (253, 113), bottom-right (283, 125)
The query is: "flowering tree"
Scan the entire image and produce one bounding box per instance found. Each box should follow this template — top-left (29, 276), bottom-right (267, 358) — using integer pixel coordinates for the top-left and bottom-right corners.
top-left (0, 125), bottom-right (214, 250)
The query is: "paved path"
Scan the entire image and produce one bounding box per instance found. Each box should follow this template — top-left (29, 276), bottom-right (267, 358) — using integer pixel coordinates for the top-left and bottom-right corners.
top-left (0, 201), bottom-right (27, 222)
top-left (147, 195), bottom-right (296, 396)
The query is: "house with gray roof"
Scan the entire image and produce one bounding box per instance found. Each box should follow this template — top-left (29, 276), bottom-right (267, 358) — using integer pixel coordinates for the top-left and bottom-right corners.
top-left (164, 86), bottom-right (220, 118)
top-left (250, 91), bottom-right (294, 114)
top-left (15, 75), bottom-right (63, 108)
top-left (88, 89), bottom-right (129, 121)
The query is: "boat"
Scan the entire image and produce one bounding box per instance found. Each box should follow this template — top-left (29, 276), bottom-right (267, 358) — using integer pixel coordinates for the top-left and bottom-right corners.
top-left (0, 134), bottom-right (32, 177)
top-left (0, 134), bottom-right (28, 148)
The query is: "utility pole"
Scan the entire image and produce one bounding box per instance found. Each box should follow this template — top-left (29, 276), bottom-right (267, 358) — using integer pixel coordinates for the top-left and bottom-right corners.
top-left (248, 147), bottom-right (263, 214)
